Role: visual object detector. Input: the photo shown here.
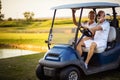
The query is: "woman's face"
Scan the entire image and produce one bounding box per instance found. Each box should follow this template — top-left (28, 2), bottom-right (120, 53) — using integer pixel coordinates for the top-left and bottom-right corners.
top-left (88, 13), bottom-right (95, 21)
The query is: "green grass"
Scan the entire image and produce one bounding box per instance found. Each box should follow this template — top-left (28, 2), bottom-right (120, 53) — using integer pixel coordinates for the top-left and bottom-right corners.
top-left (0, 18), bottom-right (74, 33)
top-left (0, 53), bottom-right (120, 80)
top-left (0, 53), bottom-right (45, 80)
top-left (0, 33), bottom-right (48, 47)
top-left (0, 20), bottom-right (49, 32)
top-left (0, 18), bottom-right (75, 50)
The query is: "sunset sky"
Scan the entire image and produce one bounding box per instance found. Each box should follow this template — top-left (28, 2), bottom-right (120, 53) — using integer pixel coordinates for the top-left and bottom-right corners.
top-left (1, 0), bottom-right (120, 19)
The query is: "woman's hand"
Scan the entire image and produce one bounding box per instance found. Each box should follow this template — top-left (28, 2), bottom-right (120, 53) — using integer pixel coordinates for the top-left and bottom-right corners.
top-left (90, 28), bottom-right (95, 37)
top-left (72, 9), bottom-right (76, 14)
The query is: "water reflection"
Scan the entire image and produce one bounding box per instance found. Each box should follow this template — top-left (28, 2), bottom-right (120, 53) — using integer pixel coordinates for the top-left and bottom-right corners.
top-left (0, 49), bottom-right (39, 59)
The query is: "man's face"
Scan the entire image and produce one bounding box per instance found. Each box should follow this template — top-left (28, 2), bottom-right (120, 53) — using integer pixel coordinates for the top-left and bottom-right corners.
top-left (97, 13), bottom-right (105, 23)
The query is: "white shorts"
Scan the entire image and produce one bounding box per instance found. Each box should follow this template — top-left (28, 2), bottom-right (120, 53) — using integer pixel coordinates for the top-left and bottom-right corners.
top-left (84, 39), bottom-right (107, 48)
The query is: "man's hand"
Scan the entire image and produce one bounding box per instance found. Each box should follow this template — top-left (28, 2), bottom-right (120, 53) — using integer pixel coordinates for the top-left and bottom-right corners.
top-left (83, 20), bottom-right (88, 24)
top-left (81, 26), bottom-right (88, 30)
top-left (84, 26), bottom-right (88, 29)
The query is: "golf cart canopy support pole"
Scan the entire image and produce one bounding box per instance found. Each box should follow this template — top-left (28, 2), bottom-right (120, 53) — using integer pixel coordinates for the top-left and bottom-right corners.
top-left (74, 8), bottom-right (83, 49)
top-left (93, 8), bottom-right (97, 22)
top-left (48, 9), bottom-right (56, 49)
top-left (112, 7), bottom-right (119, 28)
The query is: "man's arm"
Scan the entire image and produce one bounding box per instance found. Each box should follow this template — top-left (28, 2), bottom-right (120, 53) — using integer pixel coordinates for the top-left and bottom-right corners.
top-left (92, 26), bottom-right (102, 31)
top-left (90, 26), bottom-right (103, 35)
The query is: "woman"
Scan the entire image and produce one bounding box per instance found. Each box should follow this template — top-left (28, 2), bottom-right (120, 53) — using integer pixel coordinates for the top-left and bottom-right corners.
top-left (72, 9), bottom-right (97, 56)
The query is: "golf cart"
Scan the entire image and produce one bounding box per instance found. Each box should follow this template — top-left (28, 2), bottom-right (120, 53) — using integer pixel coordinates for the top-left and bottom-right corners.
top-left (36, 2), bottom-right (120, 80)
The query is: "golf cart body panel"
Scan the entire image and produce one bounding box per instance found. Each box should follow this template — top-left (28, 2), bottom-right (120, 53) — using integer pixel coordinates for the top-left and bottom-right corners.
top-left (36, 2), bottom-right (120, 79)
top-left (44, 44), bottom-right (78, 62)
top-left (88, 43), bottom-right (120, 67)
top-left (42, 43), bottom-right (120, 65)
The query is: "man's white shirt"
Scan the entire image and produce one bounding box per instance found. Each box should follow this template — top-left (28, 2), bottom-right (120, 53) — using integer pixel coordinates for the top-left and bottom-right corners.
top-left (84, 20), bottom-right (110, 48)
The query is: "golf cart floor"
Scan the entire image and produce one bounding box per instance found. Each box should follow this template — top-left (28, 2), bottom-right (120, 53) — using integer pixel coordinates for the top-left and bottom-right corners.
top-left (87, 61), bottom-right (119, 75)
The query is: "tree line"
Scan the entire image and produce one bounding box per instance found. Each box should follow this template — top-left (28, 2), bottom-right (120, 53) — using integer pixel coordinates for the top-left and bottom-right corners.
top-left (0, 0), bottom-right (4, 21)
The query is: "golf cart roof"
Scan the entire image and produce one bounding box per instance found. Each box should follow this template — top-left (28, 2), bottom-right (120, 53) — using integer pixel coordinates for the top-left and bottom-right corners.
top-left (52, 2), bottom-right (120, 9)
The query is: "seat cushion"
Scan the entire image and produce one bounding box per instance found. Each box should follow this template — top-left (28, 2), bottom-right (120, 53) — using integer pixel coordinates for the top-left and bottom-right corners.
top-left (82, 46), bottom-right (106, 53)
top-left (108, 27), bottom-right (116, 42)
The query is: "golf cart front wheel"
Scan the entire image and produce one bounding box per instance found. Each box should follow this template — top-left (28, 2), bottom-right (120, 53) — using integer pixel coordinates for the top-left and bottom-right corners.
top-left (60, 67), bottom-right (81, 80)
top-left (36, 64), bottom-right (51, 80)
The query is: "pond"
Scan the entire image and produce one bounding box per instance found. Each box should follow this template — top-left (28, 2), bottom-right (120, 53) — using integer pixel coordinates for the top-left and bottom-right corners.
top-left (0, 49), bottom-right (39, 59)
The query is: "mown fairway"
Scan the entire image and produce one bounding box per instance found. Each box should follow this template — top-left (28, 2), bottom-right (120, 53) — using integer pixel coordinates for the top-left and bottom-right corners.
top-left (0, 18), bottom-right (74, 49)
top-left (0, 32), bottom-right (48, 46)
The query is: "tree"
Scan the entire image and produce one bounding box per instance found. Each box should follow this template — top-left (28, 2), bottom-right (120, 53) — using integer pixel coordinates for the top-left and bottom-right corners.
top-left (23, 12), bottom-right (34, 21)
top-left (0, 0), bottom-right (1, 12)
top-left (8, 17), bottom-right (13, 21)
top-left (0, 0), bottom-right (4, 20)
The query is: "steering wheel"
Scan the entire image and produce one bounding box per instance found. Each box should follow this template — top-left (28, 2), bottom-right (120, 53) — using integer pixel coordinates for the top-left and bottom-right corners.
top-left (79, 27), bottom-right (93, 37)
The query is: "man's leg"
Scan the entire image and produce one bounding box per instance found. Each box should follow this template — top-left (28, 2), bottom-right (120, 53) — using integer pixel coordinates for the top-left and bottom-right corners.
top-left (85, 42), bottom-right (97, 68)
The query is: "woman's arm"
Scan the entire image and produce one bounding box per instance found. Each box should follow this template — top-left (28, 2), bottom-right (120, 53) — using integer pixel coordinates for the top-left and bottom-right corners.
top-left (72, 9), bottom-right (78, 26)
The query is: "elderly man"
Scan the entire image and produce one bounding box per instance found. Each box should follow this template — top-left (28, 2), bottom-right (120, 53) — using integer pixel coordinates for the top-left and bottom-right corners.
top-left (77, 10), bottom-right (110, 69)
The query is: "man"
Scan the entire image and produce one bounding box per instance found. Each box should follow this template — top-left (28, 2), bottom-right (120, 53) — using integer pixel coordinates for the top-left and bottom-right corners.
top-left (77, 10), bottom-right (110, 69)
top-left (72, 9), bottom-right (97, 56)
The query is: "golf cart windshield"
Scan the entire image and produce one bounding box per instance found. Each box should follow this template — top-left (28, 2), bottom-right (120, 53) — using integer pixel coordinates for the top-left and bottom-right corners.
top-left (48, 9), bottom-right (76, 47)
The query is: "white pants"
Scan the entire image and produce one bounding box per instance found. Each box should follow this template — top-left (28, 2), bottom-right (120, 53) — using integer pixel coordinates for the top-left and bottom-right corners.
top-left (84, 39), bottom-right (107, 48)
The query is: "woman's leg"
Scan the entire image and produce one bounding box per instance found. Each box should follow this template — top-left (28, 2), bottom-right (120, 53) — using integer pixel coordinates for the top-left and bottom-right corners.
top-left (77, 37), bottom-right (91, 56)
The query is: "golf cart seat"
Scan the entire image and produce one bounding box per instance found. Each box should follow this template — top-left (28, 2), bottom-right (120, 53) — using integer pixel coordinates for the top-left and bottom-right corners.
top-left (83, 26), bottom-right (116, 53)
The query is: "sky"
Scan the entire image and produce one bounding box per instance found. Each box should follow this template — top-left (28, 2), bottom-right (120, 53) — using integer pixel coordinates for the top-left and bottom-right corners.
top-left (1, 0), bottom-right (120, 19)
